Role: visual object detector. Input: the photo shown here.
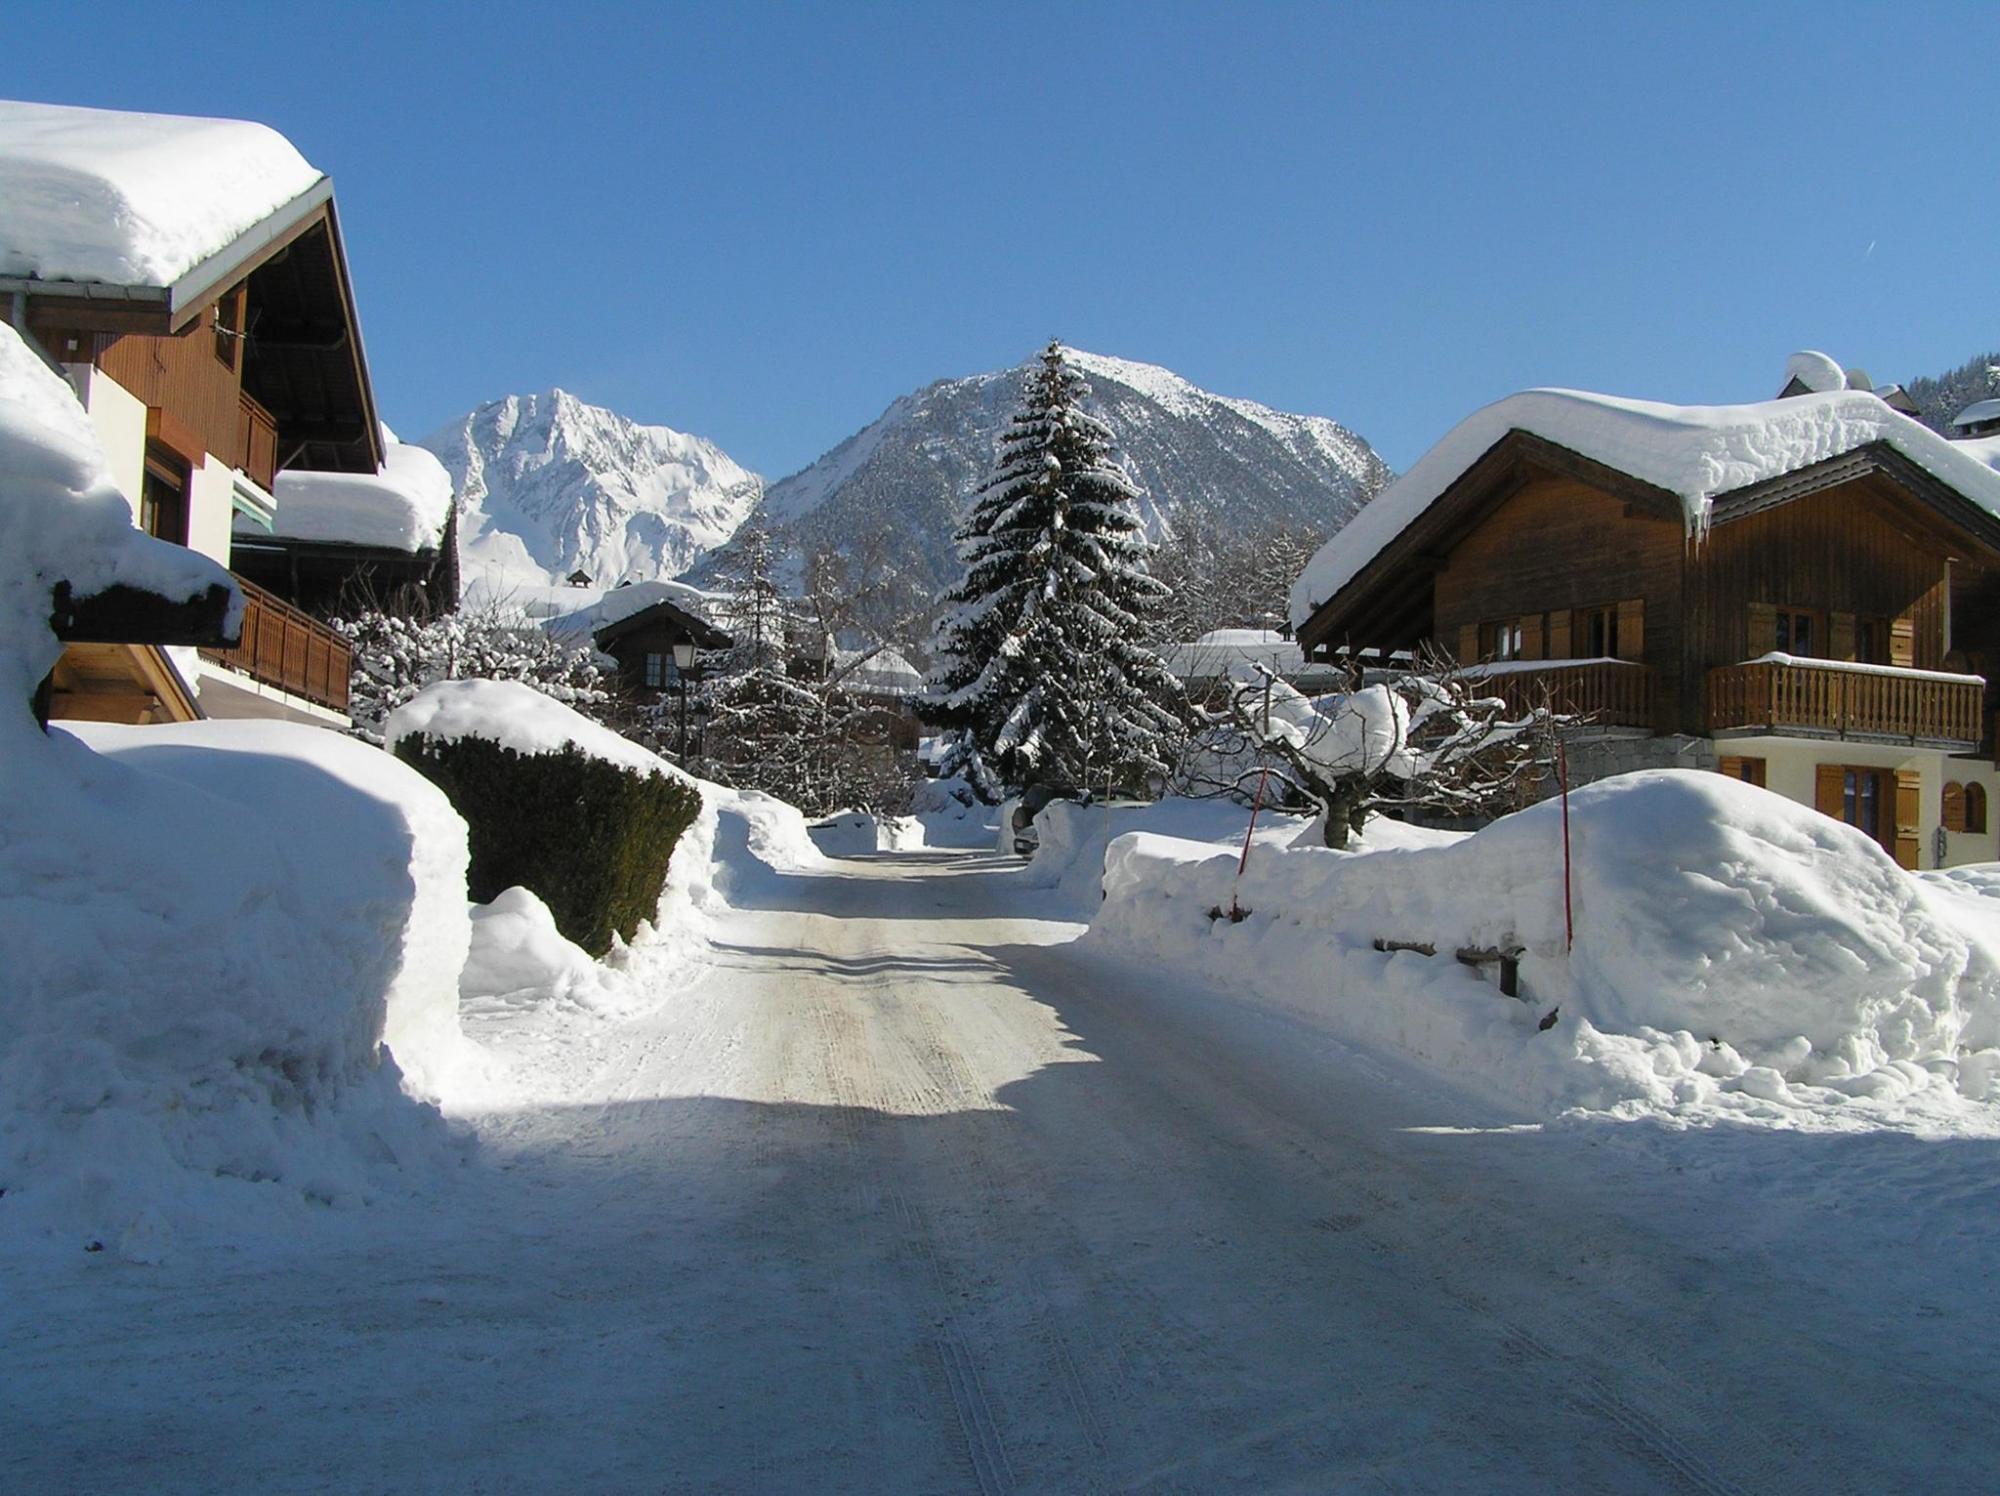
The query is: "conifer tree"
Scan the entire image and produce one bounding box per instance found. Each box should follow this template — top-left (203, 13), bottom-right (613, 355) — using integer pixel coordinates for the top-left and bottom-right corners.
top-left (924, 341), bottom-right (1183, 791)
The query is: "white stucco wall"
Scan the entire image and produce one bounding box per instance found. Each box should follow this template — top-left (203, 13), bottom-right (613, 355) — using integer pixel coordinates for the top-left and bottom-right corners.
top-left (1717, 735), bottom-right (2000, 870)
top-left (186, 456), bottom-right (236, 567)
top-left (73, 363), bottom-right (147, 525)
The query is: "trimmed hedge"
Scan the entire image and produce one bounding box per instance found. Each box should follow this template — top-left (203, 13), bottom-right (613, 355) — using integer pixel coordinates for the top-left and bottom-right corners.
top-left (393, 732), bottom-right (703, 956)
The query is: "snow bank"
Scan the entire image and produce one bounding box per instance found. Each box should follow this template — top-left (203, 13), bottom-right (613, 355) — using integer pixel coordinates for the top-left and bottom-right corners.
top-left (384, 677), bottom-right (677, 783)
top-left (73, 721), bottom-right (480, 1099)
top-left (0, 100), bottom-right (322, 287)
top-left (2, 722), bottom-right (476, 1256)
top-left (1025, 796), bottom-right (1313, 915)
top-left (1291, 387), bottom-right (2000, 629)
top-left (1091, 772), bottom-right (2000, 1130)
top-left (462, 886), bottom-right (623, 1013)
top-left (910, 775), bottom-right (997, 848)
top-left (809, 811), bottom-right (927, 856)
top-left (265, 429), bottom-right (454, 552)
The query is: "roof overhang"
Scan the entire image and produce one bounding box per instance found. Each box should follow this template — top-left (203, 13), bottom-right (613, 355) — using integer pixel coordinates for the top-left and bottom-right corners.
top-left (1295, 428), bottom-right (1682, 654)
top-left (0, 177), bottom-right (334, 335)
top-left (593, 598), bottom-right (734, 652)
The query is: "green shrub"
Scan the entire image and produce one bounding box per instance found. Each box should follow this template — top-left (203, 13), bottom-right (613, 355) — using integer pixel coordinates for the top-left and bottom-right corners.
top-left (393, 732), bottom-right (703, 956)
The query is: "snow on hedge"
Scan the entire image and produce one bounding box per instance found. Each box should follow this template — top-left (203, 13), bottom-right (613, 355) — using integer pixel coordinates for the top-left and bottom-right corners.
top-left (265, 428), bottom-right (454, 552)
top-left (0, 322), bottom-right (236, 730)
top-left (0, 100), bottom-right (322, 287)
top-left (1291, 388), bottom-right (2000, 630)
top-left (1089, 771), bottom-right (2000, 1130)
top-left (385, 677), bottom-right (679, 782)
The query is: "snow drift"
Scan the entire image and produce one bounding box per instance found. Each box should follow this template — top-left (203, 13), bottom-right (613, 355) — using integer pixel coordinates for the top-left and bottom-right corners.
top-left (1089, 772), bottom-right (2000, 1128)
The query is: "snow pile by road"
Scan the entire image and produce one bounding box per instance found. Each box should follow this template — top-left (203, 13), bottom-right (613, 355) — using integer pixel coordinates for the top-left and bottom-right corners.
top-left (265, 427), bottom-right (454, 553)
top-left (0, 718), bottom-right (478, 1260)
top-left (0, 100), bottom-right (323, 286)
top-left (1023, 796), bottom-right (1316, 914)
top-left (809, 811), bottom-right (927, 856)
top-left (909, 775), bottom-right (998, 848)
top-left (1088, 772), bottom-right (2000, 1130)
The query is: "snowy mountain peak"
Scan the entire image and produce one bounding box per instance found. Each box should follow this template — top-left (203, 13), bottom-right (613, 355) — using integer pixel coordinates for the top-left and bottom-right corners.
top-left (706, 346), bottom-right (1392, 596)
top-left (420, 390), bottom-right (762, 595)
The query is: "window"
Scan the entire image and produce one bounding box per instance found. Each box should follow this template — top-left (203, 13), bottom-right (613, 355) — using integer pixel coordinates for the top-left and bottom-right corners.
top-left (1578, 606), bottom-right (1619, 660)
top-left (213, 287), bottom-right (244, 371)
top-left (1854, 618), bottom-right (1889, 665)
top-left (1717, 756), bottom-right (1766, 787)
top-left (1842, 767), bottom-right (1881, 839)
top-left (1949, 781), bottom-right (1989, 836)
top-left (140, 448), bottom-right (189, 545)
top-left (643, 652), bottom-right (666, 688)
top-left (1775, 608), bottom-right (1818, 657)
top-left (1479, 617), bottom-right (1525, 662)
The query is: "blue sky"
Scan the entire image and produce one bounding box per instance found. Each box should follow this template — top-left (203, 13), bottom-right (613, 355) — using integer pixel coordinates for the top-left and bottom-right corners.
top-left (5, 2), bottom-right (1993, 477)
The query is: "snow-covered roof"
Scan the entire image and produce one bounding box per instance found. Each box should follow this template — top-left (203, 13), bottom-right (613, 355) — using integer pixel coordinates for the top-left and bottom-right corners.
top-left (260, 429), bottom-right (453, 552)
top-left (0, 321), bottom-right (236, 734)
top-left (1781, 349), bottom-right (1847, 395)
top-left (1291, 387), bottom-right (2000, 631)
top-left (1164, 629), bottom-right (1313, 680)
top-left (832, 647), bottom-right (923, 696)
top-left (1952, 398), bottom-right (2000, 432)
top-left (0, 100), bottom-right (324, 289)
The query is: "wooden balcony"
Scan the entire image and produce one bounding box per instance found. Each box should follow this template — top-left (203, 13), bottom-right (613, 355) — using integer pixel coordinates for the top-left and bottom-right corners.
top-left (199, 575), bottom-right (351, 713)
top-left (1706, 657), bottom-right (1983, 749)
top-left (1464, 659), bottom-right (1654, 729)
top-left (238, 391), bottom-right (279, 490)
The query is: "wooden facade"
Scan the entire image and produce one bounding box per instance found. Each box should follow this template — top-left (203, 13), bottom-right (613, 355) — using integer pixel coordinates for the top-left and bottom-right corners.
top-left (23, 194), bottom-right (384, 726)
top-left (1299, 433), bottom-right (2000, 753)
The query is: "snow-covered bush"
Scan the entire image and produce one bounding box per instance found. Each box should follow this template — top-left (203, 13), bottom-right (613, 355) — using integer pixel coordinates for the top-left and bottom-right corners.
top-left (336, 605), bottom-right (613, 745)
top-left (388, 680), bottom-right (703, 956)
top-left (1224, 658), bottom-right (1558, 847)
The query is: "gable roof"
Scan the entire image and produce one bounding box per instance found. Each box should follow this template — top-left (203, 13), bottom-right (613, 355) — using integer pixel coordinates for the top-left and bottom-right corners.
top-left (592, 596), bottom-right (732, 652)
top-left (0, 100), bottom-right (382, 474)
top-left (1291, 388), bottom-right (2000, 634)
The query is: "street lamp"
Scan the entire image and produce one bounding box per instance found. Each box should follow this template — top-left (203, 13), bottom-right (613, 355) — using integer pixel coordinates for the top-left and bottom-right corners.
top-left (672, 639), bottom-right (697, 761)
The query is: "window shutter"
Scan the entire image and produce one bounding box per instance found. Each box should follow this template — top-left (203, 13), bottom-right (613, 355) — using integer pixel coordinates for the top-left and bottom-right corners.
top-left (1830, 612), bottom-right (1856, 662)
top-left (1457, 624), bottom-right (1478, 665)
top-left (1616, 598), bottom-right (1644, 661)
top-left (1718, 755), bottom-right (1746, 781)
top-left (1943, 781), bottom-right (1967, 834)
top-left (1748, 602), bottom-right (1778, 656)
top-left (1521, 614), bottom-right (1544, 661)
top-left (1548, 609), bottom-right (1572, 659)
top-left (1891, 616), bottom-right (1916, 668)
top-left (1814, 763), bottom-right (1845, 817)
top-left (1894, 769), bottom-right (1922, 868)
top-left (1968, 783), bottom-right (1989, 836)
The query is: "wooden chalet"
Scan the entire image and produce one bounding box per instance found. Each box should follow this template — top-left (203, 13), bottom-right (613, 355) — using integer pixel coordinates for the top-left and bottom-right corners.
top-left (4, 102), bottom-right (392, 726)
top-left (1291, 384), bottom-right (2000, 869)
top-left (593, 596), bottom-right (734, 695)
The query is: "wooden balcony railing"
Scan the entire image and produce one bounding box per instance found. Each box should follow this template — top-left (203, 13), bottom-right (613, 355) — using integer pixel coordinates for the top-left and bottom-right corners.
top-left (238, 391), bottom-right (278, 491)
top-left (199, 575), bottom-right (351, 713)
top-left (1465, 659), bottom-right (1654, 728)
top-left (1706, 657), bottom-right (1983, 747)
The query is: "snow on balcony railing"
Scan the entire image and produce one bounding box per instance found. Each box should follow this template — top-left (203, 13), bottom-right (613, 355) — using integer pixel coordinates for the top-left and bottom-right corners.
top-left (1707, 654), bottom-right (1984, 746)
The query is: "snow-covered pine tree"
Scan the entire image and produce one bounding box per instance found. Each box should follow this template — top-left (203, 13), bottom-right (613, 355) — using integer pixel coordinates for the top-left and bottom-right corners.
top-left (923, 341), bottom-right (1183, 792)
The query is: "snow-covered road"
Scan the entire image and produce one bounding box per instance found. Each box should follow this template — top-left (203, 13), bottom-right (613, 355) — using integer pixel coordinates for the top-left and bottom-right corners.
top-left (7, 850), bottom-right (1994, 1492)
